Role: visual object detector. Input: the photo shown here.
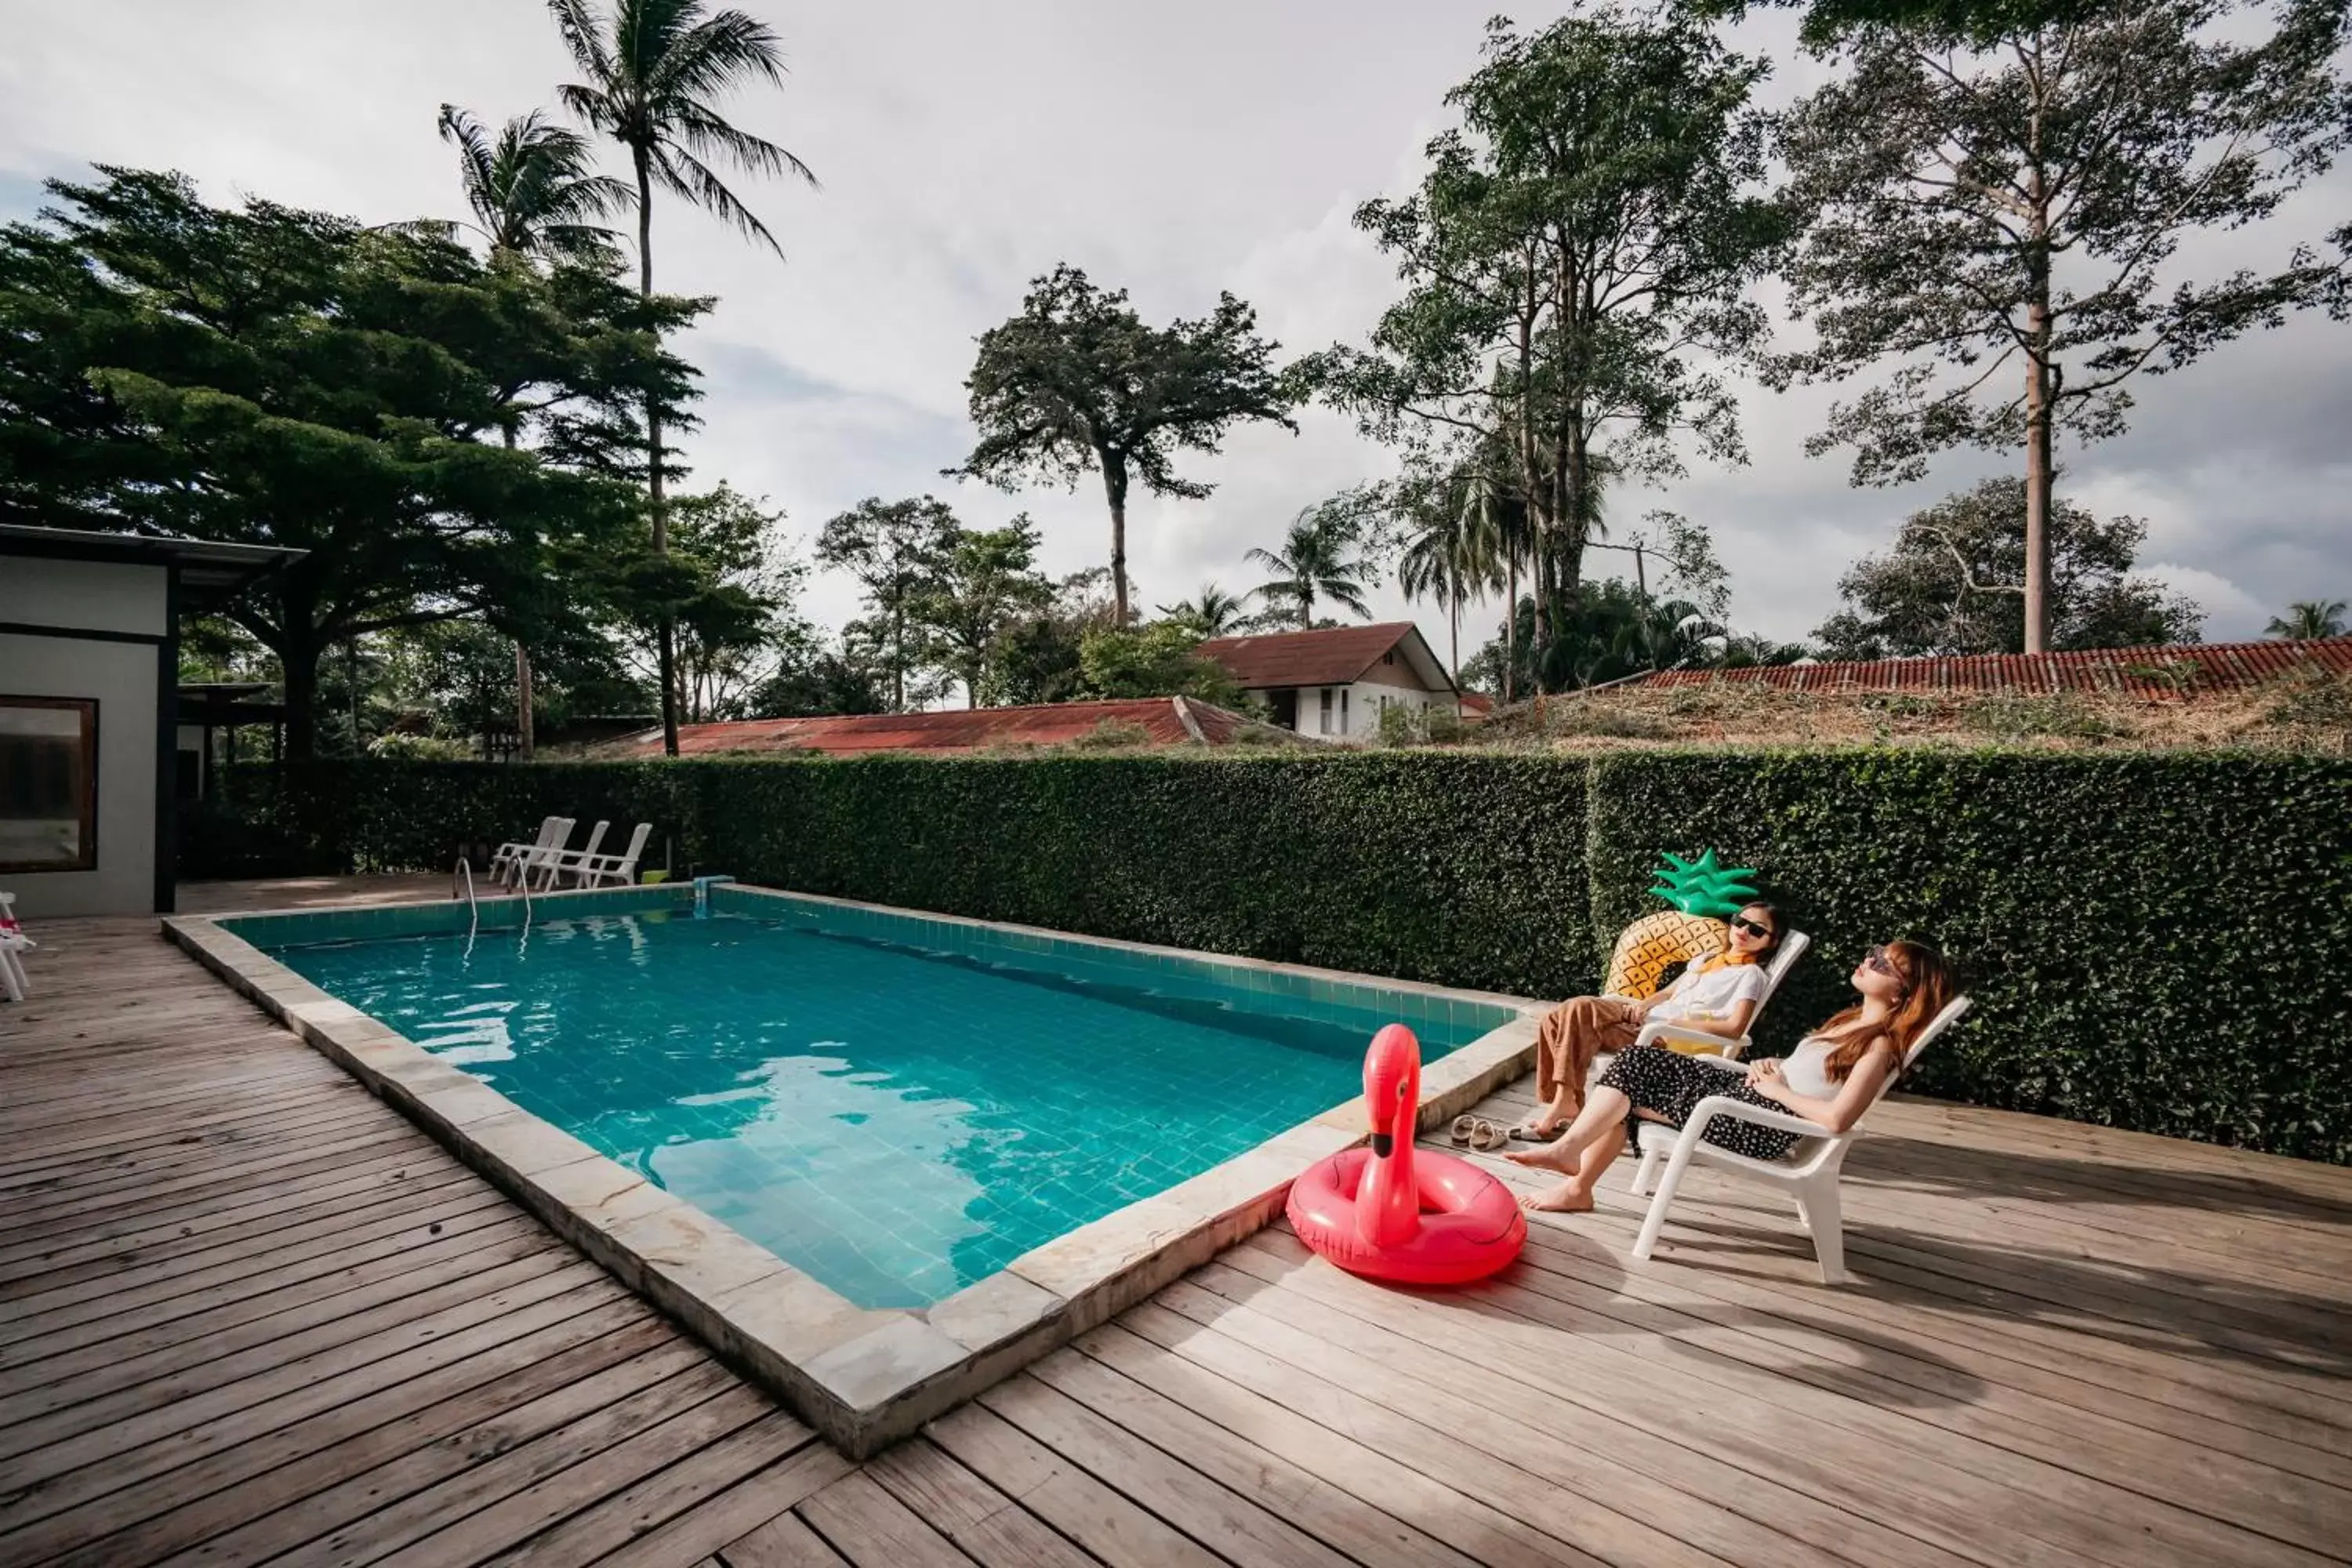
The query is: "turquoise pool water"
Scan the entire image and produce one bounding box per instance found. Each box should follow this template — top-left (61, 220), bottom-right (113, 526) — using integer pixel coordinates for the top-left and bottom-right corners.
top-left (262, 900), bottom-right (1506, 1308)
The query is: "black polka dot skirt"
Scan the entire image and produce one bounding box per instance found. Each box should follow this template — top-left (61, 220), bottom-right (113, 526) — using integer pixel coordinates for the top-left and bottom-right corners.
top-left (1598, 1047), bottom-right (1802, 1162)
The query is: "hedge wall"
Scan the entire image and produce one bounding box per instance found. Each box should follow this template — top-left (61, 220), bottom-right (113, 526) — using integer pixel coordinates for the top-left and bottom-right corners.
top-left (200, 749), bottom-right (2352, 1163)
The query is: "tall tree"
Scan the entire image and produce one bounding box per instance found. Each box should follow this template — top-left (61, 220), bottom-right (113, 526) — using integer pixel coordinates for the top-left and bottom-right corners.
top-left (437, 103), bottom-right (636, 756)
top-left (549, 0), bottom-right (818, 754)
top-left (1247, 495), bottom-right (1377, 631)
top-left (437, 105), bottom-right (633, 266)
top-left (1813, 477), bottom-right (2205, 658)
top-left (2268, 599), bottom-right (2348, 639)
top-left (1773, 0), bottom-right (2352, 652)
top-left (953, 263), bottom-right (1296, 625)
top-left (1310, 8), bottom-right (1784, 688)
top-left (913, 514), bottom-right (1054, 707)
top-left (0, 168), bottom-right (690, 756)
top-left (815, 495), bottom-right (958, 712)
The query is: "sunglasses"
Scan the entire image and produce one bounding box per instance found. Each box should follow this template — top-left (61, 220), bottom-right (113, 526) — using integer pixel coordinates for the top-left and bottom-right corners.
top-left (1730, 916), bottom-right (1773, 938)
top-left (1861, 946), bottom-right (1899, 976)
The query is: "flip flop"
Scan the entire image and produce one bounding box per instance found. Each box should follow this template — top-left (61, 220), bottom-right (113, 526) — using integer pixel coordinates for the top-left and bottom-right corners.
top-left (1450, 1115), bottom-right (1479, 1147)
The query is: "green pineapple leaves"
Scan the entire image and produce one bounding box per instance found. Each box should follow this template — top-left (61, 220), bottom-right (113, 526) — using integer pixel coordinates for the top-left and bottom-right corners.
top-left (1646, 849), bottom-right (1761, 919)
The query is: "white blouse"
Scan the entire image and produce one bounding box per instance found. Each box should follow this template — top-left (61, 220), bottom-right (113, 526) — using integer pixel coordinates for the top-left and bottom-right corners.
top-left (1650, 959), bottom-right (1769, 1025)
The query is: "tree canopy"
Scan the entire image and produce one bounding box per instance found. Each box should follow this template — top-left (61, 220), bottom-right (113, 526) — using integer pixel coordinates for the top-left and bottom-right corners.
top-left (0, 166), bottom-right (701, 754)
top-left (1771, 0), bottom-right (2352, 650)
top-left (1310, 6), bottom-right (1785, 692)
top-left (815, 495), bottom-right (960, 712)
top-left (1813, 477), bottom-right (2205, 658)
top-left (952, 262), bottom-right (1295, 626)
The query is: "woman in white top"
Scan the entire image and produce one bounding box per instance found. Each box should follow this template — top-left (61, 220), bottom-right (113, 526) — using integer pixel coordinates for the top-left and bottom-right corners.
top-left (1506, 938), bottom-right (1957, 1213)
top-left (1512, 903), bottom-right (1787, 1143)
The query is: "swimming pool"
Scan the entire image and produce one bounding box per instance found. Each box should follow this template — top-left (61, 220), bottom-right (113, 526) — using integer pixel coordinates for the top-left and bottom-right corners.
top-left (182, 880), bottom-right (1542, 1453)
top-left (253, 890), bottom-right (1512, 1309)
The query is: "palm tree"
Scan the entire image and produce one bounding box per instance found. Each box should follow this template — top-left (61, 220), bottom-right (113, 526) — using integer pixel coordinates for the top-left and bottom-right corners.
top-left (1247, 501), bottom-right (1374, 631)
top-left (549, 0), bottom-right (818, 755)
top-left (1397, 472), bottom-right (1505, 706)
top-left (437, 106), bottom-right (633, 264)
top-left (2267, 600), bottom-right (2348, 641)
top-left (437, 104), bottom-right (634, 758)
top-left (1156, 584), bottom-right (1254, 637)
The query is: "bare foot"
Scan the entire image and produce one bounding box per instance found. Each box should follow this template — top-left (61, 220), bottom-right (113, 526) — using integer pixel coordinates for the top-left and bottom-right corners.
top-left (1523, 1181), bottom-right (1593, 1213)
top-left (1504, 1138), bottom-right (1579, 1174)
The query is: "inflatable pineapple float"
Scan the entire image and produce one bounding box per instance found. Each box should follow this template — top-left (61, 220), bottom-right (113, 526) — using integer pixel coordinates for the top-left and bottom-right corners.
top-left (1605, 849), bottom-right (1762, 997)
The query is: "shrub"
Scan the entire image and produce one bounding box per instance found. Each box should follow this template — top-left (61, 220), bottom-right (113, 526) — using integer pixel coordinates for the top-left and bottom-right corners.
top-left (201, 746), bottom-right (2352, 1161)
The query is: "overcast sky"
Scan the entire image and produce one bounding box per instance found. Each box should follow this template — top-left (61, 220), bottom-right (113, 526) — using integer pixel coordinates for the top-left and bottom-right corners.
top-left (2, 0), bottom-right (2346, 654)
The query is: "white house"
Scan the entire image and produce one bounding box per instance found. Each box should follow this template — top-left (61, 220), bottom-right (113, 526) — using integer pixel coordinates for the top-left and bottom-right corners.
top-left (1, 525), bottom-right (300, 916)
top-left (1194, 622), bottom-right (1459, 739)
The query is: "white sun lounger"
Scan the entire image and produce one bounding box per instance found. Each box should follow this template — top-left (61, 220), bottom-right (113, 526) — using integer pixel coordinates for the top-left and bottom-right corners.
top-left (535, 819), bottom-right (609, 891)
top-left (1, 893), bottom-right (31, 1004)
top-left (1627, 994), bottom-right (1973, 1283)
top-left (488, 817), bottom-right (564, 888)
top-left (576, 822), bottom-right (652, 888)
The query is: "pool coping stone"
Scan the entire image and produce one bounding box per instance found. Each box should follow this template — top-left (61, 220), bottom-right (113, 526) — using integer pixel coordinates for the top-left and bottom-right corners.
top-left (164, 878), bottom-right (1548, 1457)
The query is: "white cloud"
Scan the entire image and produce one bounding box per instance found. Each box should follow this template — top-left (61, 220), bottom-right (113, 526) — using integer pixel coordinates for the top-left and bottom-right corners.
top-left (3, 0), bottom-right (2346, 655)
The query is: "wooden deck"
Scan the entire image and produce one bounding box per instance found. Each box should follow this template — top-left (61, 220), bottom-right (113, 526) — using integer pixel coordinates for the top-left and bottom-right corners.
top-left (2, 877), bottom-right (2348, 1567)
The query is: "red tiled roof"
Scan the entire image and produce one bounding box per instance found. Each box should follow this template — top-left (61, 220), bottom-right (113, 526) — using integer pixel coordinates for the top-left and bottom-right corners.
top-left (1457, 692), bottom-right (1494, 717)
top-left (1196, 622), bottom-right (1432, 689)
top-left (1632, 637), bottom-right (2352, 699)
top-left (607, 698), bottom-right (1260, 757)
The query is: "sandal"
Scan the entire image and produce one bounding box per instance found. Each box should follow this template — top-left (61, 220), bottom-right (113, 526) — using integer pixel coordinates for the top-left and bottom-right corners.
top-left (1450, 1115), bottom-right (1479, 1147)
top-left (1468, 1120), bottom-right (1510, 1152)
top-left (1507, 1121), bottom-right (1565, 1142)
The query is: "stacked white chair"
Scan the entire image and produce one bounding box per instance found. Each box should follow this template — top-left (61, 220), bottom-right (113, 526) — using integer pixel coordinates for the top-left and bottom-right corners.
top-left (0, 892), bottom-right (31, 1003)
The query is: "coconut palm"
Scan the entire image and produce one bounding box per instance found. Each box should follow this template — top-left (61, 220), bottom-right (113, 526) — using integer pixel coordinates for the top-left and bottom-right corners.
top-left (548, 0), bottom-right (817, 754)
top-left (1247, 500), bottom-right (1374, 631)
top-left (1157, 584), bottom-right (1254, 637)
top-left (2267, 600), bottom-right (2347, 641)
top-left (1396, 470), bottom-right (1506, 702)
top-left (436, 106), bottom-right (633, 265)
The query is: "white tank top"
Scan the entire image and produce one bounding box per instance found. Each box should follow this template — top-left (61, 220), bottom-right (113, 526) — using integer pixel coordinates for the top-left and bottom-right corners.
top-left (1783, 1036), bottom-right (1842, 1099)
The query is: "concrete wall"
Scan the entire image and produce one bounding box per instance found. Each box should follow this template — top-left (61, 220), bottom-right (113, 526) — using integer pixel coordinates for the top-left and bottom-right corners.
top-left (1, 557), bottom-right (168, 916)
top-left (1280, 680), bottom-right (1443, 739)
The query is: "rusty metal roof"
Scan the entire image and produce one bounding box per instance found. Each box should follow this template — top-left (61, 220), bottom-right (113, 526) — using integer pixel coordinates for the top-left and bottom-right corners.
top-left (604, 698), bottom-right (1260, 757)
top-left (1196, 622), bottom-right (1454, 691)
top-left (1632, 637), bottom-right (2352, 699)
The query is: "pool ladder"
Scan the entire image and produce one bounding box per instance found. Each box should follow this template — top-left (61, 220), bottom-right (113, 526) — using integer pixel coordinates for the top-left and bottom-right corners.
top-left (452, 854), bottom-right (532, 944)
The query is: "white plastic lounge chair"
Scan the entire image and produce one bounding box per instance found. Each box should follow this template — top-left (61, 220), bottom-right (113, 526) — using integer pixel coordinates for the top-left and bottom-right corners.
top-left (0, 893), bottom-right (31, 1004)
top-left (1629, 930), bottom-right (1812, 1063)
top-left (488, 817), bottom-right (564, 887)
top-left (536, 819), bottom-right (608, 890)
top-left (578, 822), bottom-right (652, 888)
top-left (1627, 994), bottom-right (1973, 1284)
top-left (514, 818), bottom-right (576, 892)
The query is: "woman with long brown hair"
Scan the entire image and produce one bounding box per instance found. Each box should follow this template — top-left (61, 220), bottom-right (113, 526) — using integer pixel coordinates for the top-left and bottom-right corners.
top-left (1506, 938), bottom-right (1956, 1213)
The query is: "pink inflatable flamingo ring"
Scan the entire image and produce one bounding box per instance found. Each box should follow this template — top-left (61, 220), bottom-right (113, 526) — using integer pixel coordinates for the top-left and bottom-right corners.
top-left (1286, 1022), bottom-right (1526, 1286)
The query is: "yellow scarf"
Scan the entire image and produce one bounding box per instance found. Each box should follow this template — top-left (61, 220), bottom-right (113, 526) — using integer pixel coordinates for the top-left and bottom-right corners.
top-left (1693, 948), bottom-right (1759, 977)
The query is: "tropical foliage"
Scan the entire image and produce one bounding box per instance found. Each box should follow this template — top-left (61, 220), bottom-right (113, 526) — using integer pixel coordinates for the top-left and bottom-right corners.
top-left (1771, 0), bottom-right (2352, 652)
top-left (1246, 493), bottom-right (1379, 631)
top-left (2269, 601), bottom-right (2348, 641)
top-left (549, 0), bottom-right (817, 752)
top-left (953, 263), bottom-right (1296, 626)
top-left (1814, 478), bottom-right (2205, 659)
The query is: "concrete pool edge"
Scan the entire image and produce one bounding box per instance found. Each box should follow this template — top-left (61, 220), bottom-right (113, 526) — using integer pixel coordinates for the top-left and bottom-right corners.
top-left (164, 885), bottom-right (1547, 1457)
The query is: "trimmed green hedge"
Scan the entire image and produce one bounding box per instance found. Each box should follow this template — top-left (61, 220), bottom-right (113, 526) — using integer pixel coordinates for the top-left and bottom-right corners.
top-left (202, 749), bottom-right (2352, 1163)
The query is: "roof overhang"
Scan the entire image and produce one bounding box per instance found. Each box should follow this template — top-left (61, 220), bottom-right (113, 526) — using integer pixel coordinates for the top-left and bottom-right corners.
top-left (0, 524), bottom-right (306, 609)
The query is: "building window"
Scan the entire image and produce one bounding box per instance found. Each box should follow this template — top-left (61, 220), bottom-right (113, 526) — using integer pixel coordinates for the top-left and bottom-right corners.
top-left (1318, 688), bottom-right (1332, 734)
top-left (0, 695), bottom-right (99, 873)
top-left (1341, 689), bottom-right (1350, 732)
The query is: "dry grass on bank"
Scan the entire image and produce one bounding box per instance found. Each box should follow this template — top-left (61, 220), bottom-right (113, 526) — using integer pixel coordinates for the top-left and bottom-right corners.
top-left (1460, 665), bottom-right (2352, 755)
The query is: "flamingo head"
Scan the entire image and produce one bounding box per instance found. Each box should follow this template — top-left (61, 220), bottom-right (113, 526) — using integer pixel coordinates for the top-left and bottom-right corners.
top-left (1361, 1023), bottom-right (1423, 1158)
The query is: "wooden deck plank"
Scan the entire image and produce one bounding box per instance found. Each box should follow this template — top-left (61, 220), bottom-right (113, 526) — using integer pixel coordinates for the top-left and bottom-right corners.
top-left (2, 884), bottom-right (2347, 1568)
